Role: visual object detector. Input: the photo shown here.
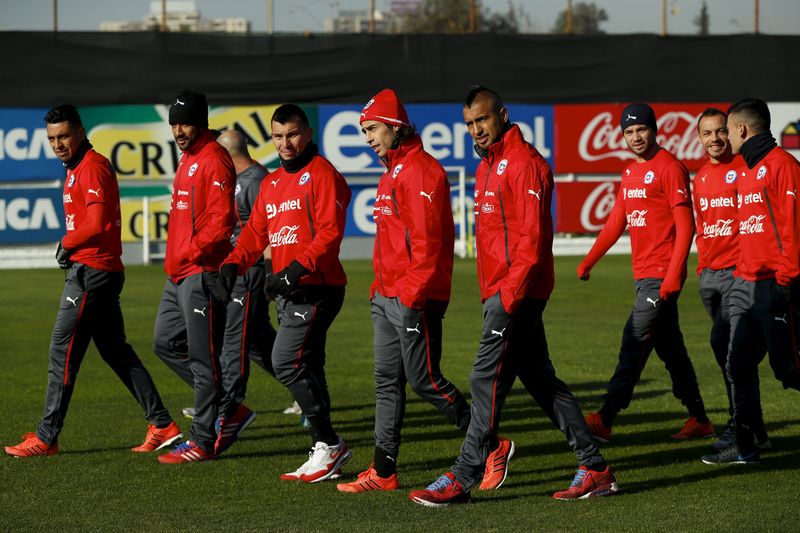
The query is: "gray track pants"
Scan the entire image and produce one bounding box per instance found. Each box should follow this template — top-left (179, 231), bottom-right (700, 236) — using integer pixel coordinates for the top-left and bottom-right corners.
top-left (602, 278), bottom-right (705, 418)
top-left (37, 264), bottom-right (171, 445)
top-left (371, 292), bottom-right (470, 459)
top-left (273, 285), bottom-right (344, 445)
top-left (451, 294), bottom-right (603, 491)
top-left (153, 273), bottom-right (225, 453)
top-left (728, 277), bottom-right (800, 453)
top-left (219, 265), bottom-right (277, 418)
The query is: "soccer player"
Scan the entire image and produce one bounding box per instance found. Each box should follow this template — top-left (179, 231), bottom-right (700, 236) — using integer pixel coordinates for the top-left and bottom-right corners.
top-left (152, 90), bottom-right (237, 464)
top-left (336, 89), bottom-right (471, 493)
top-left (4, 105), bottom-right (181, 458)
top-left (213, 104), bottom-right (352, 482)
top-left (578, 103), bottom-right (714, 443)
top-left (189, 129), bottom-right (277, 455)
top-left (692, 108), bottom-right (770, 452)
top-left (409, 86), bottom-right (616, 506)
top-left (702, 98), bottom-right (800, 465)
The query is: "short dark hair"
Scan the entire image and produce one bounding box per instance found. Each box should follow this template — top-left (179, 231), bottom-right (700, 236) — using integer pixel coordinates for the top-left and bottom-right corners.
top-left (45, 104), bottom-right (83, 127)
top-left (697, 107), bottom-right (727, 131)
top-left (727, 98), bottom-right (770, 133)
top-left (272, 104), bottom-right (310, 127)
top-left (464, 85), bottom-right (504, 113)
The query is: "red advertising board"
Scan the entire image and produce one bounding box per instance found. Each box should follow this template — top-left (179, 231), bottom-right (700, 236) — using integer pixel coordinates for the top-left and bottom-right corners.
top-left (555, 180), bottom-right (620, 234)
top-left (554, 103), bottom-right (728, 174)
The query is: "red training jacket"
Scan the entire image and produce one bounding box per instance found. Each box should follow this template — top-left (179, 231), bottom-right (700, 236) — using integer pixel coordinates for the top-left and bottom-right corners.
top-left (225, 152), bottom-right (350, 286)
top-left (164, 130), bottom-right (236, 282)
top-left (734, 146), bottom-right (800, 285)
top-left (692, 154), bottom-right (742, 273)
top-left (371, 135), bottom-right (454, 308)
top-left (473, 125), bottom-right (554, 313)
top-left (61, 147), bottom-right (123, 272)
top-left (613, 148), bottom-right (692, 280)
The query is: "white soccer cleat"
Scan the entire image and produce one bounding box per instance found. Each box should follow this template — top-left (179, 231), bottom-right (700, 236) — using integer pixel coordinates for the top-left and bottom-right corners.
top-left (280, 439), bottom-right (352, 483)
top-left (282, 401), bottom-right (303, 415)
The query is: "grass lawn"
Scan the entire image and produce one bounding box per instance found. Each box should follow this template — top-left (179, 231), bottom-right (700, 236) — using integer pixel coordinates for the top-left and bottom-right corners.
top-left (1, 255), bottom-right (798, 531)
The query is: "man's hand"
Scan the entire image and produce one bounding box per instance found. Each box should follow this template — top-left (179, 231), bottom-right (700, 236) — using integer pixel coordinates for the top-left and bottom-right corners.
top-left (577, 261), bottom-right (592, 281)
top-left (55, 239), bottom-right (72, 270)
top-left (212, 263), bottom-right (238, 304)
top-left (263, 259), bottom-right (276, 301)
top-left (659, 275), bottom-right (682, 300)
top-left (265, 260), bottom-right (307, 297)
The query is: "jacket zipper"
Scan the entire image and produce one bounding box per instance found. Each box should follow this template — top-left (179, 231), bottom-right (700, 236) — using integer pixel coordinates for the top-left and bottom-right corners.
top-left (391, 188), bottom-right (412, 262)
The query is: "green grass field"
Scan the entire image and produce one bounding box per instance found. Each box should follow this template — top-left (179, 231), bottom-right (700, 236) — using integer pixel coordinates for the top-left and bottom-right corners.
top-left (1, 255), bottom-right (798, 532)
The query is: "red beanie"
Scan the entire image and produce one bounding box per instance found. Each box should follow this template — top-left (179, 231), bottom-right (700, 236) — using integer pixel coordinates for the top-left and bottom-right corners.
top-left (360, 89), bottom-right (410, 127)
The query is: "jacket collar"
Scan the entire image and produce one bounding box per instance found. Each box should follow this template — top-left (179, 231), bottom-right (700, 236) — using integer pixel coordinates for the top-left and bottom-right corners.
top-left (185, 129), bottom-right (215, 156)
top-left (385, 134), bottom-right (423, 168)
top-left (280, 142), bottom-right (318, 173)
top-left (474, 123), bottom-right (520, 161)
top-left (63, 139), bottom-right (93, 170)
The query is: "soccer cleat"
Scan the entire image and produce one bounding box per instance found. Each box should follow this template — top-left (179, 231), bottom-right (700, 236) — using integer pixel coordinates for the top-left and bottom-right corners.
top-left (336, 465), bottom-right (399, 493)
top-left (584, 412), bottom-right (612, 444)
top-left (280, 438), bottom-right (352, 483)
top-left (131, 422), bottom-right (183, 453)
top-left (479, 437), bottom-right (515, 490)
top-left (701, 445), bottom-right (759, 465)
top-left (283, 401), bottom-right (303, 415)
top-left (755, 433), bottom-right (772, 451)
top-left (670, 417), bottom-right (715, 440)
top-left (4, 432), bottom-right (59, 458)
top-left (409, 472), bottom-right (471, 507)
top-left (214, 404), bottom-right (257, 456)
top-left (181, 407), bottom-right (196, 420)
top-left (552, 465), bottom-right (619, 500)
top-left (157, 441), bottom-right (213, 464)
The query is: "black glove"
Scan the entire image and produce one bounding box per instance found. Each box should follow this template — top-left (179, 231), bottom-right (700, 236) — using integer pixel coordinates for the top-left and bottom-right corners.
top-left (265, 260), bottom-right (307, 297)
top-left (55, 238), bottom-right (73, 270)
top-left (211, 263), bottom-right (239, 304)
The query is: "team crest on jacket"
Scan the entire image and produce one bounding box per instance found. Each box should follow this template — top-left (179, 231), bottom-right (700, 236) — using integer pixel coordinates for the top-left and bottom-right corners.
top-left (725, 170), bottom-right (738, 184)
top-left (497, 159), bottom-right (508, 175)
top-left (644, 171), bottom-right (655, 184)
top-left (67, 174), bottom-right (75, 187)
top-left (392, 164), bottom-right (403, 179)
top-left (298, 172), bottom-right (311, 185)
top-left (757, 165), bottom-right (767, 180)
top-left (188, 163), bottom-right (199, 176)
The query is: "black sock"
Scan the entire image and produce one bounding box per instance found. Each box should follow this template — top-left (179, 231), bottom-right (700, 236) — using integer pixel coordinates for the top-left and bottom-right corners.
top-left (156, 422), bottom-right (171, 429)
top-left (687, 401), bottom-right (709, 423)
top-left (597, 406), bottom-right (616, 427)
top-left (586, 461), bottom-right (607, 472)
top-left (307, 415), bottom-right (338, 446)
top-left (373, 447), bottom-right (397, 478)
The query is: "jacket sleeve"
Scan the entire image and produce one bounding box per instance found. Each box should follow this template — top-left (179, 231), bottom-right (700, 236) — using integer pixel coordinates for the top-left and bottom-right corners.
top-left (692, 182), bottom-right (708, 275)
top-left (225, 178), bottom-right (271, 273)
top-left (189, 154), bottom-right (236, 261)
top-left (396, 161), bottom-right (451, 309)
top-left (774, 159), bottom-right (800, 285)
top-left (499, 158), bottom-right (551, 314)
top-left (294, 165), bottom-right (350, 273)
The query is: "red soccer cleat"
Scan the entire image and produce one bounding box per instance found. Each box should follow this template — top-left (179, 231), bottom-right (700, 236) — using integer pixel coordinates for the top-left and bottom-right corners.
top-left (131, 422), bottom-right (183, 452)
top-left (157, 441), bottom-right (213, 464)
top-left (479, 437), bottom-right (515, 490)
top-left (4, 432), bottom-right (59, 458)
top-left (670, 417), bottom-right (715, 440)
top-left (214, 403), bottom-right (257, 456)
top-left (409, 472), bottom-right (471, 507)
top-left (552, 465), bottom-right (619, 500)
top-left (336, 465), bottom-right (399, 493)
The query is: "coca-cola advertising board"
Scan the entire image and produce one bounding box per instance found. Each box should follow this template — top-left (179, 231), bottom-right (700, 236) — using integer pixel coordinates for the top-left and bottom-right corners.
top-left (554, 180), bottom-right (620, 234)
top-left (554, 103), bottom-right (728, 174)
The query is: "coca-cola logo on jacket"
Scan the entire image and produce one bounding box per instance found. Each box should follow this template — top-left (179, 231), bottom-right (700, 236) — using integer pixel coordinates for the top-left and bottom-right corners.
top-left (555, 103), bottom-right (726, 173)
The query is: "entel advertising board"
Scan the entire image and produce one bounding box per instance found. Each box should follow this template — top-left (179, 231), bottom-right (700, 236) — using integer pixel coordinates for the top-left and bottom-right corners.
top-left (318, 103), bottom-right (554, 175)
top-left (553, 103), bottom-right (729, 174)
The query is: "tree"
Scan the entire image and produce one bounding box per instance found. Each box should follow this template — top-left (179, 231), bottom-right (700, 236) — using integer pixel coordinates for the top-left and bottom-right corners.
top-left (551, 2), bottom-right (608, 34)
top-left (402, 0), bottom-right (520, 34)
top-left (694, 1), bottom-right (710, 35)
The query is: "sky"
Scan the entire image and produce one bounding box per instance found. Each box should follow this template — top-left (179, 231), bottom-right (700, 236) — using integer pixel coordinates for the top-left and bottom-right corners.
top-left (1, 0), bottom-right (798, 35)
